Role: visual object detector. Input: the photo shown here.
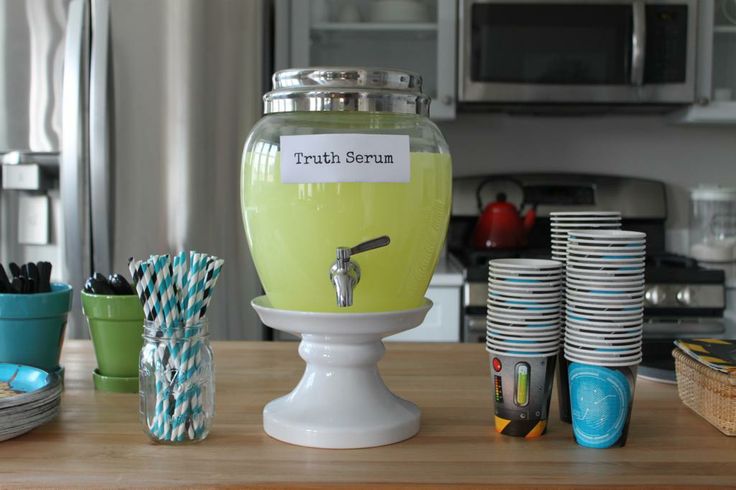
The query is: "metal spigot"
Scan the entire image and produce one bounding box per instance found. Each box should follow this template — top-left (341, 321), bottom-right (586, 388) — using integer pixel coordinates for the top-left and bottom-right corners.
top-left (329, 235), bottom-right (390, 307)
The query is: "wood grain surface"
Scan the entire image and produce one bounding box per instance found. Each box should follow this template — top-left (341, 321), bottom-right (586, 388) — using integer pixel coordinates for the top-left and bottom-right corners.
top-left (0, 340), bottom-right (735, 488)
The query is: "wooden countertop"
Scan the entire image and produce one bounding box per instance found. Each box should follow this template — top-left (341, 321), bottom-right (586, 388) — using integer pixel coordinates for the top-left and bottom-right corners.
top-left (2, 340), bottom-right (735, 488)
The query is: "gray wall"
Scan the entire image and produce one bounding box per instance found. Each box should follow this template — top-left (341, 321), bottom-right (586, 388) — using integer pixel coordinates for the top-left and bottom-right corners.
top-left (438, 113), bottom-right (736, 250)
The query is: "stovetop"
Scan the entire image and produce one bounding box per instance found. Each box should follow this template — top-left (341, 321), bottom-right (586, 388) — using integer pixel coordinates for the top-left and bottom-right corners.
top-left (454, 248), bottom-right (725, 286)
top-left (449, 174), bottom-right (729, 376)
top-left (452, 247), bottom-right (726, 319)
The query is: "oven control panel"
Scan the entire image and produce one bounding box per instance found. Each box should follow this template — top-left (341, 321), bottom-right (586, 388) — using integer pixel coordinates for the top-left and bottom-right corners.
top-left (644, 284), bottom-right (724, 309)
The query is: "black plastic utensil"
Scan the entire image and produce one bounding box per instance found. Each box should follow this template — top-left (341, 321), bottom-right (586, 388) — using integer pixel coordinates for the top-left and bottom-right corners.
top-left (8, 263), bottom-right (21, 278)
top-left (108, 274), bottom-right (134, 295)
top-left (38, 262), bottom-right (52, 292)
top-left (88, 273), bottom-right (115, 295)
top-left (27, 263), bottom-right (39, 293)
top-left (0, 261), bottom-right (54, 293)
top-left (0, 265), bottom-right (12, 293)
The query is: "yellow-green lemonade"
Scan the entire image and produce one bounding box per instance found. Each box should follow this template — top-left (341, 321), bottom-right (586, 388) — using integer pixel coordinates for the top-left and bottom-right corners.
top-left (242, 150), bottom-right (452, 313)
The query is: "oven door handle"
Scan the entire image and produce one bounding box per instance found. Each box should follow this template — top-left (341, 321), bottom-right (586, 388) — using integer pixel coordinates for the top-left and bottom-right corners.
top-left (467, 317), bottom-right (486, 331)
top-left (631, 0), bottom-right (646, 86)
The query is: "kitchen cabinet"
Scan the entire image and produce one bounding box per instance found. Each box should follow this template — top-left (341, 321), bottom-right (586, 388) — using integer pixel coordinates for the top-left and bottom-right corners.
top-left (387, 285), bottom-right (461, 342)
top-left (387, 256), bottom-right (463, 342)
top-left (676, 0), bottom-right (736, 124)
top-left (275, 0), bottom-right (457, 120)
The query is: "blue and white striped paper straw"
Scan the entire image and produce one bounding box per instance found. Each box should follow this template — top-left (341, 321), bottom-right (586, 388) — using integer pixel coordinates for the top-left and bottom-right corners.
top-left (130, 250), bottom-right (223, 442)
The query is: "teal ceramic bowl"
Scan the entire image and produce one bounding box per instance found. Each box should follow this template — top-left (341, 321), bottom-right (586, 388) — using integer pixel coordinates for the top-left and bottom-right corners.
top-left (0, 283), bottom-right (73, 371)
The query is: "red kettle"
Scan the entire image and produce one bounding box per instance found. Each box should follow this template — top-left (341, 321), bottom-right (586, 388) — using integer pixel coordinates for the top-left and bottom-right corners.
top-left (472, 180), bottom-right (537, 250)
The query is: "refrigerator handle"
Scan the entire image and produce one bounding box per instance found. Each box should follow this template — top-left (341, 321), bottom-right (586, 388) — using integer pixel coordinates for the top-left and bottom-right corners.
top-left (90, 0), bottom-right (112, 274)
top-left (61, 0), bottom-right (90, 336)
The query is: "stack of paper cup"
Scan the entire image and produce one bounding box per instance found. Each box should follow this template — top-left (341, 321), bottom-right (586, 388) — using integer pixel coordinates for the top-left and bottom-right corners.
top-left (563, 229), bottom-right (645, 448)
top-left (550, 211), bottom-right (621, 424)
top-left (486, 259), bottom-right (563, 438)
top-left (550, 212), bottom-right (622, 262)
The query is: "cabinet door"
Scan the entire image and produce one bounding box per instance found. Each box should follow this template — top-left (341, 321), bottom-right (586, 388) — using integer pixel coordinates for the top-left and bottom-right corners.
top-left (676, 0), bottom-right (736, 123)
top-left (386, 286), bottom-right (461, 342)
top-left (287, 0), bottom-right (456, 120)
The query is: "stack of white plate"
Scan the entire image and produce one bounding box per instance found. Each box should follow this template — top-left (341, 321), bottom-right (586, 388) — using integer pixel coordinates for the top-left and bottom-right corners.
top-left (563, 230), bottom-right (646, 367)
top-left (486, 259), bottom-right (564, 357)
top-left (0, 364), bottom-right (62, 442)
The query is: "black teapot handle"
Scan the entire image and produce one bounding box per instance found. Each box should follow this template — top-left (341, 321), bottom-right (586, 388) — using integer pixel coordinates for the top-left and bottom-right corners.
top-left (475, 176), bottom-right (526, 213)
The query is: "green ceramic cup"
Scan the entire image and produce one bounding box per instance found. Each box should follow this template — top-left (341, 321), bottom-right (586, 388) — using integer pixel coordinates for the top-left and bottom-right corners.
top-left (81, 292), bottom-right (144, 389)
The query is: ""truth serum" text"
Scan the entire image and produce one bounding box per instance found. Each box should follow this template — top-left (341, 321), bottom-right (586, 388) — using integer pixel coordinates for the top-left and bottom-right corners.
top-left (293, 151), bottom-right (395, 165)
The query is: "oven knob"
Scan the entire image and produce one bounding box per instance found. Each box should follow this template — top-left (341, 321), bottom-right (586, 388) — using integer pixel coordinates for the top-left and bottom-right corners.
top-left (645, 286), bottom-right (666, 305)
top-left (676, 287), bottom-right (694, 306)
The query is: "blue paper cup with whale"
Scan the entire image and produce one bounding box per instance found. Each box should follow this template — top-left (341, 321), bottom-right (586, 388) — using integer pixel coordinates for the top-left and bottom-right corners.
top-left (562, 229), bottom-right (645, 448)
top-left (567, 362), bottom-right (637, 448)
top-left (550, 213), bottom-right (624, 426)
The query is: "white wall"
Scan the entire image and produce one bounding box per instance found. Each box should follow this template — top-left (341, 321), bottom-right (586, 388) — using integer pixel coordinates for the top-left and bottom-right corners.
top-left (438, 113), bottom-right (736, 250)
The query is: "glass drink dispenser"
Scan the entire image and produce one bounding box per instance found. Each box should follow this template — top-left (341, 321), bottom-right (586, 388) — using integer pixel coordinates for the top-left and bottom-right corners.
top-left (241, 67), bottom-right (452, 313)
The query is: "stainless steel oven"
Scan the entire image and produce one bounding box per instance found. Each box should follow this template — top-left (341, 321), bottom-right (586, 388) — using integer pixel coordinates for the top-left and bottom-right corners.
top-left (459, 0), bottom-right (697, 104)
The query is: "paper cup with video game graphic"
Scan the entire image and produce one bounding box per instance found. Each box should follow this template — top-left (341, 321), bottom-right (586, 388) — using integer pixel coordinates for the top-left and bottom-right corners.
top-left (491, 282), bottom-right (563, 296)
top-left (490, 258), bottom-right (563, 271)
top-left (487, 293), bottom-right (561, 307)
top-left (490, 286), bottom-right (562, 299)
top-left (489, 323), bottom-right (561, 337)
top-left (487, 314), bottom-right (560, 328)
top-left (488, 258), bottom-right (564, 429)
top-left (488, 335), bottom-right (561, 349)
top-left (489, 276), bottom-right (563, 290)
top-left (489, 306), bottom-right (561, 321)
top-left (488, 352), bottom-right (557, 438)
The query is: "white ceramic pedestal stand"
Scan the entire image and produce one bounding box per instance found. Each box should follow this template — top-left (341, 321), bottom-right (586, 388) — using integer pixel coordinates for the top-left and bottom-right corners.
top-left (251, 296), bottom-right (432, 449)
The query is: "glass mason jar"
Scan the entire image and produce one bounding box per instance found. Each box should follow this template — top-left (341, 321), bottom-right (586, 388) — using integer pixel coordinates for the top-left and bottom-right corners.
top-left (139, 320), bottom-right (214, 444)
top-left (241, 67), bottom-right (452, 313)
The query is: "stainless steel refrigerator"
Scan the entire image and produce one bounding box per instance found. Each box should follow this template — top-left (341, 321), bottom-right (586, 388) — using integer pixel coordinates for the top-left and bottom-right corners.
top-left (0, 0), bottom-right (265, 339)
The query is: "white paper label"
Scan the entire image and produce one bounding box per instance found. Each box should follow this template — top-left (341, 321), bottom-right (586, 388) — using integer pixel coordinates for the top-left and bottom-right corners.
top-left (280, 133), bottom-right (410, 184)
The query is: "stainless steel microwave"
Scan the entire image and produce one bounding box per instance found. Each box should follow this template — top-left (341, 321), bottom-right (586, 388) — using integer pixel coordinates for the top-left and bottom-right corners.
top-left (459, 0), bottom-right (698, 104)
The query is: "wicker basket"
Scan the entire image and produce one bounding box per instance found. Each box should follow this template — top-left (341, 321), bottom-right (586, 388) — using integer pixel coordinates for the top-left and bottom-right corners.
top-left (673, 348), bottom-right (736, 436)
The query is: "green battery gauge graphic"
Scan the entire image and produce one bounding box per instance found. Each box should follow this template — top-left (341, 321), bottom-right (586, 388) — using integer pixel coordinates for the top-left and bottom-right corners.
top-left (514, 363), bottom-right (530, 407)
